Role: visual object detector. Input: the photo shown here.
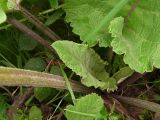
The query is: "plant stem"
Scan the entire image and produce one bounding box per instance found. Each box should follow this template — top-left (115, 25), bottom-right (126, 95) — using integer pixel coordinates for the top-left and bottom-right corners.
top-left (0, 67), bottom-right (93, 93)
top-left (7, 87), bottom-right (34, 120)
top-left (19, 6), bottom-right (61, 40)
top-left (0, 18), bottom-right (27, 30)
top-left (7, 17), bottom-right (55, 53)
top-left (118, 72), bottom-right (143, 91)
top-left (38, 4), bottom-right (64, 15)
top-left (112, 95), bottom-right (160, 112)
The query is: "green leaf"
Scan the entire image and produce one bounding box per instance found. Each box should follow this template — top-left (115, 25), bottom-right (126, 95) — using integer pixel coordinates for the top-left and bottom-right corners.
top-left (52, 41), bottom-right (117, 91)
top-left (109, 0), bottom-right (160, 73)
top-left (108, 114), bottom-right (122, 120)
top-left (0, 0), bottom-right (8, 11)
top-left (45, 9), bottom-right (64, 26)
top-left (13, 109), bottom-right (27, 120)
top-left (0, 29), bottom-right (18, 66)
top-left (63, 0), bottom-right (114, 47)
top-left (29, 106), bottom-right (42, 120)
top-left (19, 34), bottom-right (37, 51)
top-left (34, 87), bottom-right (58, 102)
top-left (0, 95), bottom-right (9, 119)
top-left (65, 93), bottom-right (107, 120)
top-left (106, 54), bottom-right (126, 75)
top-left (24, 57), bottom-right (46, 71)
top-left (0, 8), bottom-right (7, 24)
top-left (50, 65), bottom-right (63, 76)
top-left (0, 0), bottom-right (21, 14)
top-left (112, 67), bottom-right (134, 84)
top-left (63, 0), bottom-right (129, 47)
top-left (49, 0), bottom-right (58, 9)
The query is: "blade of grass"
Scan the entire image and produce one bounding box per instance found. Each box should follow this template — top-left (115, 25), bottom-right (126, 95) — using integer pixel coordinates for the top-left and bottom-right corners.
top-left (51, 93), bottom-right (69, 117)
top-left (47, 91), bottom-right (62, 105)
top-left (60, 65), bottom-right (76, 104)
top-left (0, 53), bottom-right (16, 68)
top-left (39, 4), bottom-right (64, 15)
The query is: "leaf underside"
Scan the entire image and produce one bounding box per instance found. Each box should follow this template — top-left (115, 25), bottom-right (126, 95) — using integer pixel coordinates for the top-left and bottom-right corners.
top-left (52, 41), bottom-right (117, 91)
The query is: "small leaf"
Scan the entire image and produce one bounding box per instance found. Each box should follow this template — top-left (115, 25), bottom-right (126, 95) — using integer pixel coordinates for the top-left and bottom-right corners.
top-left (0, 95), bottom-right (9, 119)
top-left (24, 57), bottom-right (46, 72)
top-left (0, 8), bottom-right (7, 24)
top-left (34, 87), bottom-right (58, 102)
top-left (19, 34), bottom-right (37, 51)
top-left (65, 93), bottom-right (107, 120)
top-left (13, 109), bottom-right (27, 120)
top-left (52, 41), bottom-right (117, 91)
top-left (50, 65), bottom-right (63, 76)
top-left (49, 0), bottom-right (58, 9)
top-left (45, 9), bottom-right (64, 26)
top-left (29, 106), bottom-right (42, 120)
top-left (112, 67), bottom-right (134, 84)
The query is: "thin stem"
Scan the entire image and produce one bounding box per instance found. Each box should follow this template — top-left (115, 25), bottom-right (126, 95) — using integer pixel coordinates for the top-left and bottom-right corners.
top-left (7, 87), bottom-right (34, 120)
top-left (7, 17), bottom-right (55, 53)
top-left (0, 18), bottom-right (27, 30)
top-left (0, 67), bottom-right (93, 93)
top-left (19, 6), bottom-right (61, 40)
top-left (39, 4), bottom-right (64, 15)
top-left (102, 96), bottom-right (134, 120)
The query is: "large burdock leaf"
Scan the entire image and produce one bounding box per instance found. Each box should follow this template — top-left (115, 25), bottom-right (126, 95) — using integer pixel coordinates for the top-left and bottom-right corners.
top-left (109, 0), bottom-right (160, 73)
top-left (52, 41), bottom-right (117, 91)
top-left (65, 93), bottom-right (107, 120)
top-left (63, 0), bottom-right (120, 47)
